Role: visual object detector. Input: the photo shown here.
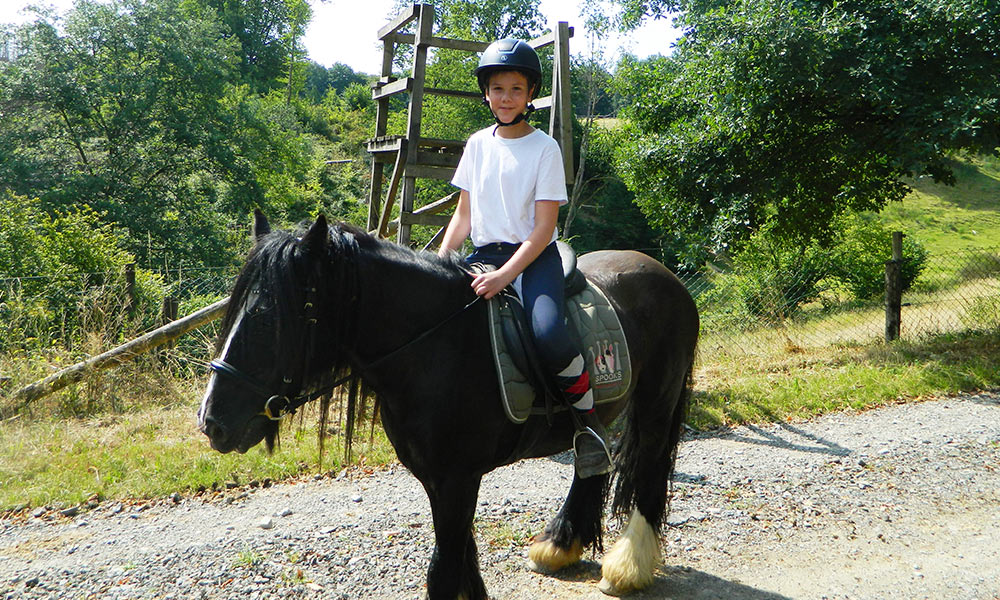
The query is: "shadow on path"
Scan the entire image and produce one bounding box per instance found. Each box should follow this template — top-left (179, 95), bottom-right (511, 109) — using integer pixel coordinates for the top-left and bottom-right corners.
top-left (535, 560), bottom-right (791, 600)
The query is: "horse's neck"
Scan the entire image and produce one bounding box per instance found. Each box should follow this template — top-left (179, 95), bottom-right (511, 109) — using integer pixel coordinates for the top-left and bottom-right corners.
top-left (351, 250), bottom-right (470, 361)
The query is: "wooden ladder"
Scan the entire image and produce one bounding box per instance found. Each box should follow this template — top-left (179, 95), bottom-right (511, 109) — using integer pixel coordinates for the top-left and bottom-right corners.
top-left (366, 2), bottom-right (574, 248)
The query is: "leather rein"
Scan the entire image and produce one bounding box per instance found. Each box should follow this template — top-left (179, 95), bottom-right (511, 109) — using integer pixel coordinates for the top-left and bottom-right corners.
top-left (209, 285), bottom-right (481, 422)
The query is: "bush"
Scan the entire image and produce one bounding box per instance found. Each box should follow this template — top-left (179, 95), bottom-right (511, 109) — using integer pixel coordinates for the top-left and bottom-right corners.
top-left (699, 224), bottom-right (831, 328)
top-left (828, 213), bottom-right (928, 300)
top-left (0, 191), bottom-right (165, 350)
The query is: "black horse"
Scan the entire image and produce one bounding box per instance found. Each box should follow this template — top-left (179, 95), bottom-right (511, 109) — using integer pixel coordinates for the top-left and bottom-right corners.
top-left (198, 212), bottom-right (699, 599)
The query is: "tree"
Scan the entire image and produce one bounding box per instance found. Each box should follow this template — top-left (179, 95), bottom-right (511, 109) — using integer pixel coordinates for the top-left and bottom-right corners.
top-left (611, 0), bottom-right (1000, 261)
top-left (195, 0), bottom-right (309, 93)
top-left (0, 0), bottom-right (247, 266)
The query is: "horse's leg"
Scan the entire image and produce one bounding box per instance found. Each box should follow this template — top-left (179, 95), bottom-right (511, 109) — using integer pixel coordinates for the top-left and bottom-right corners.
top-left (423, 475), bottom-right (488, 600)
top-left (528, 471), bottom-right (608, 572)
top-left (599, 366), bottom-right (692, 596)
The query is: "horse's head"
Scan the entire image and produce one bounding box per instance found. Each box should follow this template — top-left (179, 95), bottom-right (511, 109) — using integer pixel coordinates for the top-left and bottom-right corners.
top-left (198, 211), bottom-right (338, 453)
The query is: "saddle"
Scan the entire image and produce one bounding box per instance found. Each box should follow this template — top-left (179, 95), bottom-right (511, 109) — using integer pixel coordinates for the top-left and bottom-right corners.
top-left (472, 241), bottom-right (632, 424)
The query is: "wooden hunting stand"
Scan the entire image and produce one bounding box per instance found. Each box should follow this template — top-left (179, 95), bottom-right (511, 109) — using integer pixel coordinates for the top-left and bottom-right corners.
top-left (366, 3), bottom-right (574, 248)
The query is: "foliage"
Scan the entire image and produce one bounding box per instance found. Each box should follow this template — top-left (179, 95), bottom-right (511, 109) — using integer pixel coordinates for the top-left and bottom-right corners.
top-left (699, 222), bottom-right (830, 328)
top-left (0, 192), bottom-right (165, 350)
top-left (611, 0), bottom-right (1000, 262)
top-left (560, 126), bottom-right (661, 255)
top-left (193, 0), bottom-right (310, 93)
top-left (828, 212), bottom-right (928, 300)
top-left (0, 0), bottom-right (374, 269)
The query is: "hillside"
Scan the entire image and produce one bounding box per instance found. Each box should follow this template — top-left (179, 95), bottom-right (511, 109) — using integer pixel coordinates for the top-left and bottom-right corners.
top-left (881, 154), bottom-right (1000, 255)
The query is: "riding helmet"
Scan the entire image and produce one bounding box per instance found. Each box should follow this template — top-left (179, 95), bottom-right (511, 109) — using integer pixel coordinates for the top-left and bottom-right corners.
top-left (475, 38), bottom-right (542, 99)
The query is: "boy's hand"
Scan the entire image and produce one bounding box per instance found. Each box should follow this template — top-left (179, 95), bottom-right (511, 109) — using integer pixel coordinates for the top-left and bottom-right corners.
top-left (471, 269), bottom-right (515, 299)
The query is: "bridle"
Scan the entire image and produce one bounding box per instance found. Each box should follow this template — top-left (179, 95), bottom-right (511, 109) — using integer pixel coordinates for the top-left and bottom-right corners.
top-left (208, 284), bottom-right (482, 422)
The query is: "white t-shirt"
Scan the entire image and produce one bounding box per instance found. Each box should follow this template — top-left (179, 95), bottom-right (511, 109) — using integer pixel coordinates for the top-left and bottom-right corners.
top-left (451, 126), bottom-right (568, 247)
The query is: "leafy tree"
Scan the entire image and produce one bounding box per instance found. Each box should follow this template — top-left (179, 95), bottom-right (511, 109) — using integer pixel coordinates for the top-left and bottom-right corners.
top-left (0, 0), bottom-right (373, 268)
top-left (303, 61), bottom-right (369, 104)
top-left (0, 0), bottom-right (246, 266)
top-left (194, 0), bottom-right (310, 93)
top-left (610, 0), bottom-right (1000, 261)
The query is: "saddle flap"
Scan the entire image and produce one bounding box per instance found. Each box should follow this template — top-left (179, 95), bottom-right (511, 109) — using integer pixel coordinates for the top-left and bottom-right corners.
top-left (488, 276), bottom-right (632, 424)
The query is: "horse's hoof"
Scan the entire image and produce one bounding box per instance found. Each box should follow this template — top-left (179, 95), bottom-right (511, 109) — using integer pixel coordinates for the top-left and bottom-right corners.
top-left (527, 536), bottom-right (583, 573)
top-left (599, 508), bottom-right (659, 595)
top-left (598, 577), bottom-right (624, 596)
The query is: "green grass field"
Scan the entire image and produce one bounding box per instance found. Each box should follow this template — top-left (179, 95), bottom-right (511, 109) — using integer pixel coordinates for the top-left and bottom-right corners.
top-left (881, 154), bottom-right (1000, 255)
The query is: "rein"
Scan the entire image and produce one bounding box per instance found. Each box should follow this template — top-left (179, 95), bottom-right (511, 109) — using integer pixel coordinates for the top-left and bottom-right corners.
top-left (210, 293), bottom-right (482, 421)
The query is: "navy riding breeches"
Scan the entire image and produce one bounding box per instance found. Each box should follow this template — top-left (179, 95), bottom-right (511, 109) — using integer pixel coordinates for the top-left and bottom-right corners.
top-left (467, 241), bottom-right (577, 372)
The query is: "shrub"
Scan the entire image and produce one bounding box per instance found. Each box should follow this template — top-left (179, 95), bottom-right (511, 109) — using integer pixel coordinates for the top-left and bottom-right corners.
top-left (699, 223), bottom-right (831, 328)
top-left (0, 191), bottom-right (165, 350)
top-left (828, 213), bottom-right (928, 300)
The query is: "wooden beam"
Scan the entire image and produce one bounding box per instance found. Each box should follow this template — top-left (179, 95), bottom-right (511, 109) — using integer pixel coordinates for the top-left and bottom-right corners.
top-left (400, 212), bottom-right (451, 227)
top-left (378, 4), bottom-right (419, 40)
top-left (424, 86), bottom-right (482, 100)
top-left (417, 137), bottom-right (466, 149)
top-left (416, 150), bottom-right (461, 168)
top-left (532, 95), bottom-right (553, 111)
top-left (8, 299), bottom-right (229, 412)
top-left (399, 3), bottom-right (435, 246)
top-left (408, 164), bottom-right (456, 181)
top-left (530, 27), bottom-right (574, 50)
top-left (413, 191), bottom-right (460, 215)
top-left (367, 135), bottom-right (405, 153)
top-left (428, 36), bottom-right (489, 52)
top-left (388, 33), bottom-right (489, 53)
top-left (379, 141), bottom-right (409, 238)
top-left (552, 22), bottom-right (574, 182)
top-left (372, 77), bottom-right (412, 101)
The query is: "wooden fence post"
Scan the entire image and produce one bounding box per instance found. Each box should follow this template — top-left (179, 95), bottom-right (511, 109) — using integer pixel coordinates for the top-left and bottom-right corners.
top-left (885, 231), bottom-right (903, 342)
top-left (8, 298), bottom-right (229, 413)
top-left (161, 296), bottom-right (180, 353)
top-left (124, 263), bottom-right (136, 315)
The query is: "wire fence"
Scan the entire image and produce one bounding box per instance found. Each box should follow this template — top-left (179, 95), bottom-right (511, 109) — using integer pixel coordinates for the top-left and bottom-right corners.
top-left (682, 246), bottom-right (1000, 356)
top-left (0, 266), bottom-right (236, 366)
top-left (2, 247), bottom-right (1000, 371)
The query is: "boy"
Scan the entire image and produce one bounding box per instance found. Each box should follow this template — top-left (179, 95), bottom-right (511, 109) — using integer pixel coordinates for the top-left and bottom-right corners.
top-left (437, 38), bottom-right (612, 478)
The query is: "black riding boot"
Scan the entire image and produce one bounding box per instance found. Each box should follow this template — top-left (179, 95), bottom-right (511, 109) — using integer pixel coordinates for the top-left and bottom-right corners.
top-left (573, 410), bottom-right (612, 479)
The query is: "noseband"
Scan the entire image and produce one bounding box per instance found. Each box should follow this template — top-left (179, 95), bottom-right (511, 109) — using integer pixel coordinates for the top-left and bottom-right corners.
top-left (209, 288), bottom-right (482, 421)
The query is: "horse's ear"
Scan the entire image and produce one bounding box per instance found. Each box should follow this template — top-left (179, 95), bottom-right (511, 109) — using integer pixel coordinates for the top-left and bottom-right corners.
top-left (301, 214), bottom-right (329, 254)
top-left (252, 209), bottom-right (271, 241)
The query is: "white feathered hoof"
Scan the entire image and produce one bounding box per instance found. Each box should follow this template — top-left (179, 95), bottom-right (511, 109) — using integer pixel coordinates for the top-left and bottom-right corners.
top-left (527, 535), bottom-right (583, 573)
top-left (598, 509), bottom-right (660, 596)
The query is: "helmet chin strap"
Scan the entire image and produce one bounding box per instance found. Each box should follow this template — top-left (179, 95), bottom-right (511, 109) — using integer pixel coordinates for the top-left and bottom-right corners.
top-left (486, 100), bottom-right (536, 129)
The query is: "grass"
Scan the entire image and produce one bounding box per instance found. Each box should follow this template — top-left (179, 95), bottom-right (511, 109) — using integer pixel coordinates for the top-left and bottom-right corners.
top-left (689, 328), bottom-right (1000, 430)
top-left (4, 328), bottom-right (999, 511)
top-left (881, 154), bottom-right (1000, 257)
top-left (0, 387), bottom-right (395, 511)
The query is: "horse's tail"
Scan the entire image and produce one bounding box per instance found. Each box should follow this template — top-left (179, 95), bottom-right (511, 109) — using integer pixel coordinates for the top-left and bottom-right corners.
top-left (610, 361), bottom-right (692, 533)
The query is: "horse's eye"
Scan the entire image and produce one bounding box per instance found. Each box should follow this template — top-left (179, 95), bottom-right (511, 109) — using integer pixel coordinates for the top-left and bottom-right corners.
top-left (246, 290), bottom-right (274, 315)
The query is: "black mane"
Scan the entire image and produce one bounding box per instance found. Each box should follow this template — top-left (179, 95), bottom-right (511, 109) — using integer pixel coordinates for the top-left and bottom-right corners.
top-left (218, 219), bottom-right (470, 379)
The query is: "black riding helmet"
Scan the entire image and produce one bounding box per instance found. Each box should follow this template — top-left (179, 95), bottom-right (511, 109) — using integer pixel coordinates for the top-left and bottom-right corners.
top-left (475, 38), bottom-right (542, 98)
top-left (475, 38), bottom-right (542, 127)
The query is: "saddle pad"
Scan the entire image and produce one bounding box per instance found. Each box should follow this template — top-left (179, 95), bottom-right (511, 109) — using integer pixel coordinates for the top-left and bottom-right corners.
top-left (489, 277), bottom-right (632, 424)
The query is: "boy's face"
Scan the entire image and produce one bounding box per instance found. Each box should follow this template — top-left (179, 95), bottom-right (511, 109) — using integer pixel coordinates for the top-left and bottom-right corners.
top-left (485, 70), bottom-right (531, 123)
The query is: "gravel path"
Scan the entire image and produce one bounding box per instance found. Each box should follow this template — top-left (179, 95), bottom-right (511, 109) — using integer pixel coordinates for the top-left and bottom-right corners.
top-left (2, 393), bottom-right (999, 600)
